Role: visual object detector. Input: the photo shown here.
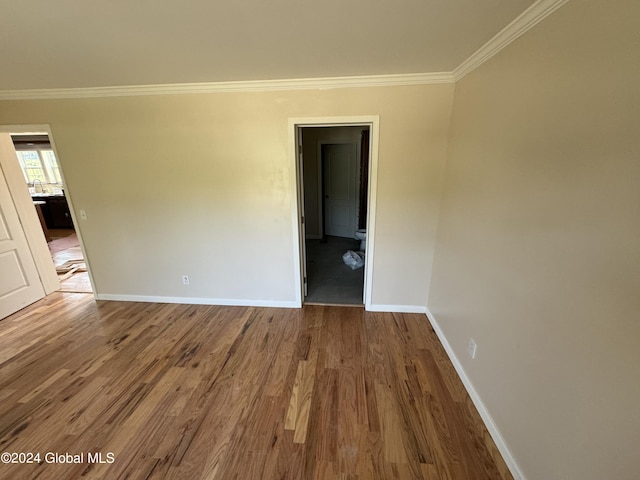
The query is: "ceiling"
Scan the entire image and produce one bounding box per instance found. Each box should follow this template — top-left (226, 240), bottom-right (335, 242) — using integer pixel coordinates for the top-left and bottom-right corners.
top-left (0, 0), bottom-right (537, 91)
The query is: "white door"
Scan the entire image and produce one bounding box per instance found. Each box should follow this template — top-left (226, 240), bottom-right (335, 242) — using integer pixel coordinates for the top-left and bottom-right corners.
top-left (0, 163), bottom-right (45, 319)
top-left (323, 143), bottom-right (358, 238)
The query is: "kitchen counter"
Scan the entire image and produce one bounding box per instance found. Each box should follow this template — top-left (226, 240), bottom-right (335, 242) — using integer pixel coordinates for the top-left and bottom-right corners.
top-left (31, 193), bottom-right (65, 198)
top-left (31, 194), bottom-right (73, 229)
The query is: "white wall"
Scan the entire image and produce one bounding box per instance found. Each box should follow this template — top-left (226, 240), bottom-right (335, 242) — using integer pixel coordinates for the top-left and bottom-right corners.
top-left (428, 1), bottom-right (640, 479)
top-left (0, 84), bottom-right (454, 309)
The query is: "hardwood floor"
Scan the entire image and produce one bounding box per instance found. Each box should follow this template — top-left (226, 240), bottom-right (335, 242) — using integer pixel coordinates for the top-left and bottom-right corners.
top-left (48, 231), bottom-right (92, 293)
top-left (0, 293), bottom-right (513, 480)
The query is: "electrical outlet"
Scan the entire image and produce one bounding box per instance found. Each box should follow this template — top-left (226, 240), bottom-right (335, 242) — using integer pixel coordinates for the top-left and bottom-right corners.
top-left (182, 275), bottom-right (189, 285)
top-left (468, 338), bottom-right (477, 359)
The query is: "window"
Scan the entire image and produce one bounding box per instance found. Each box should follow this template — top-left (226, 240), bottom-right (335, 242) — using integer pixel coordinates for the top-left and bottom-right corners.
top-left (15, 149), bottom-right (63, 185)
top-left (41, 150), bottom-right (62, 184)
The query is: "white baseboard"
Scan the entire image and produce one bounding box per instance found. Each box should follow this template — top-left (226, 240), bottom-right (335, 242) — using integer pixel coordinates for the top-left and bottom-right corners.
top-left (367, 304), bottom-right (427, 314)
top-left (424, 307), bottom-right (526, 480)
top-left (94, 293), bottom-right (299, 308)
top-left (93, 295), bottom-right (428, 313)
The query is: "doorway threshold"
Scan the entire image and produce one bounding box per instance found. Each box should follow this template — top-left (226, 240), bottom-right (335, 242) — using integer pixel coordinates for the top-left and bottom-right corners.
top-left (303, 302), bottom-right (364, 308)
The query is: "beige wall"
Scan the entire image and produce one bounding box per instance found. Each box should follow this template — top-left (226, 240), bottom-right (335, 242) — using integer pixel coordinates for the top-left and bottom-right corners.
top-left (0, 84), bottom-right (454, 307)
top-left (428, 1), bottom-right (640, 479)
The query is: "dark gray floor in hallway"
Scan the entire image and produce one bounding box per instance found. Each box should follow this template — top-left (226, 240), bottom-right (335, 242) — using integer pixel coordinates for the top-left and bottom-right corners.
top-left (304, 235), bottom-right (364, 305)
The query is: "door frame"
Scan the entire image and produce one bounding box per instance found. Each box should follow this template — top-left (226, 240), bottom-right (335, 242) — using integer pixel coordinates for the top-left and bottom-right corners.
top-left (289, 116), bottom-right (380, 310)
top-left (0, 124), bottom-right (96, 297)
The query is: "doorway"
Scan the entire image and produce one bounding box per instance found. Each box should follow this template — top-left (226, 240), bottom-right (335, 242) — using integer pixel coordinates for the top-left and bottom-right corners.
top-left (10, 133), bottom-right (92, 294)
top-left (291, 116), bottom-right (380, 308)
top-left (0, 125), bottom-right (94, 320)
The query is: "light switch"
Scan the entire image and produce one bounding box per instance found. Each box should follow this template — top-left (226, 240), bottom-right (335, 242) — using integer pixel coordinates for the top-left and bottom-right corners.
top-left (80, 209), bottom-right (87, 220)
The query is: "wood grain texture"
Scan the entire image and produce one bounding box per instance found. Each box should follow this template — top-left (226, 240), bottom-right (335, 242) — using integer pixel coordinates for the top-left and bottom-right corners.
top-left (0, 293), bottom-right (513, 479)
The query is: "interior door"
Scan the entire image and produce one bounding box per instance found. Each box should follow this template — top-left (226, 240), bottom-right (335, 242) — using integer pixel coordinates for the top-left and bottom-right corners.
top-left (0, 163), bottom-right (45, 319)
top-left (323, 143), bottom-right (358, 238)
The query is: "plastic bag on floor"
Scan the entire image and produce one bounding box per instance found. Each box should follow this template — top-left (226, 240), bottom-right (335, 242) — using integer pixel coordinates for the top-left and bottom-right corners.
top-left (342, 250), bottom-right (364, 270)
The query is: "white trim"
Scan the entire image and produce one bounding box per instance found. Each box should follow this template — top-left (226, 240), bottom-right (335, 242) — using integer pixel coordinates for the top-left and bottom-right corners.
top-left (0, 72), bottom-right (454, 100)
top-left (362, 120), bottom-right (379, 311)
top-left (453, 0), bottom-right (569, 81)
top-left (425, 307), bottom-right (527, 480)
top-left (94, 293), bottom-right (299, 308)
top-left (290, 124), bottom-right (304, 308)
top-left (367, 304), bottom-right (427, 314)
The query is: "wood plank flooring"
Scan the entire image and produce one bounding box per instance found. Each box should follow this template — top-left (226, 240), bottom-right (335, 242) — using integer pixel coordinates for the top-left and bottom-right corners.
top-left (49, 231), bottom-right (92, 293)
top-left (0, 293), bottom-right (513, 480)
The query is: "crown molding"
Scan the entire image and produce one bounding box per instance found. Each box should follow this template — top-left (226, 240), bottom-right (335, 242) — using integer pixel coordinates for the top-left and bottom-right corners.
top-left (453, 0), bottom-right (570, 81)
top-left (0, 72), bottom-right (454, 101)
top-left (0, 0), bottom-right (568, 100)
